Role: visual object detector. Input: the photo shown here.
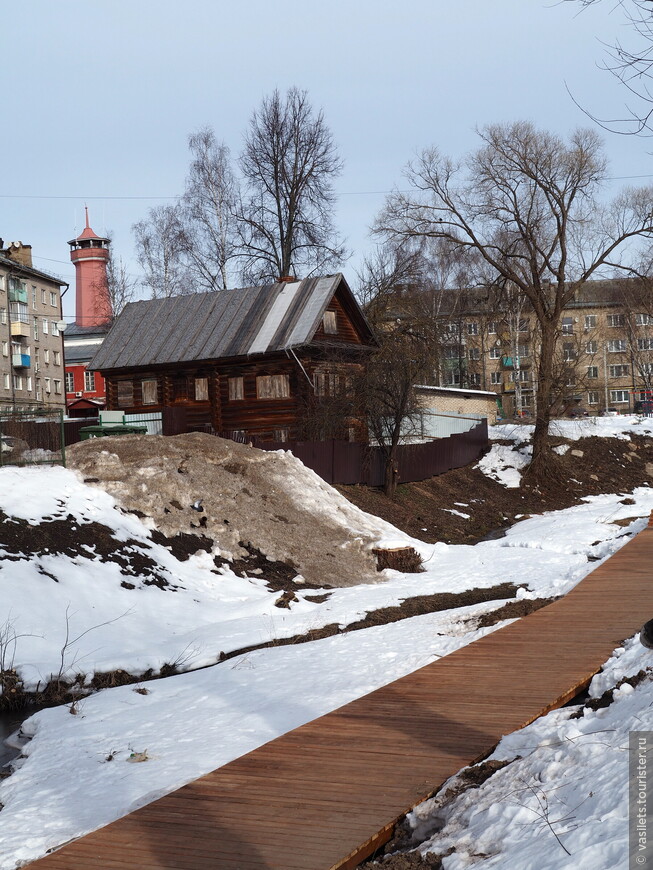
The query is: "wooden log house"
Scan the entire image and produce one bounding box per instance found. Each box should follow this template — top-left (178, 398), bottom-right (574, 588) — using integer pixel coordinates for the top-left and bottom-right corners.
top-left (89, 274), bottom-right (376, 441)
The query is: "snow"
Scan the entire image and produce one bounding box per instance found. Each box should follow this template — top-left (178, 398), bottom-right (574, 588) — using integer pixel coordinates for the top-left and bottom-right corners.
top-left (1, 429), bottom-right (653, 867)
top-left (490, 414), bottom-right (653, 446)
top-left (402, 635), bottom-right (653, 869)
top-left (441, 508), bottom-right (471, 519)
top-left (477, 442), bottom-right (531, 487)
top-left (481, 415), bottom-right (653, 488)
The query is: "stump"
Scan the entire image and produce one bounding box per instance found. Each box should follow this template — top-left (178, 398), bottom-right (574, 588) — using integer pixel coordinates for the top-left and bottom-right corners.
top-left (372, 546), bottom-right (423, 573)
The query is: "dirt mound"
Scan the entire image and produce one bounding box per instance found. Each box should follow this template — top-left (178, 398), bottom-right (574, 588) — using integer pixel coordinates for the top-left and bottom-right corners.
top-left (68, 433), bottom-right (385, 588)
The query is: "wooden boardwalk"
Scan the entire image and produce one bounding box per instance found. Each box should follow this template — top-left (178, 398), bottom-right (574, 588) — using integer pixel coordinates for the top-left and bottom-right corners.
top-left (27, 521), bottom-right (653, 869)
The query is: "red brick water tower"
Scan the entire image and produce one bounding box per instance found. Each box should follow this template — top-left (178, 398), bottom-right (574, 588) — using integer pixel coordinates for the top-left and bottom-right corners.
top-left (68, 207), bottom-right (112, 327)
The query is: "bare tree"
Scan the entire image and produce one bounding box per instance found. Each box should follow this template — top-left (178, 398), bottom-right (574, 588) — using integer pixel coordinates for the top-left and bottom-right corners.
top-left (104, 251), bottom-right (137, 319)
top-left (181, 128), bottom-right (239, 291)
top-left (375, 122), bottom-right (653, 478)
top-left (566, 0), bottom-right (653, 134)
top-left (133, 205), bottom-right (188, 299)
top-left (238, 87), bottom-right (347, 283)
top-left (355, 247), bottom-right (440, 496)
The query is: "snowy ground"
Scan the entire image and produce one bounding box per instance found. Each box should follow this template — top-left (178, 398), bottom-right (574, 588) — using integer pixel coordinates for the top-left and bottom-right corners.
top-left (1, 418), bottom-right (652, 869)
top-left (480, 414), bottom-right (653, 488)
top-left (400, 635), bottom-right (653, 870)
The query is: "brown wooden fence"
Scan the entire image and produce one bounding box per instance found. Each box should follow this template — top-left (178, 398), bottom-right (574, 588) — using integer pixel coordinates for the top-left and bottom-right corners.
top-left (244, 420), bottom-right (488, 486)
top-left (61, 409), bottom-right (487, 487)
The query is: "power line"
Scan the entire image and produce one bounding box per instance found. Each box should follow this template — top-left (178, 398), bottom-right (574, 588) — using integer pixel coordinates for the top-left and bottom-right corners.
top-left (1, 174), bottom-right (653, 202)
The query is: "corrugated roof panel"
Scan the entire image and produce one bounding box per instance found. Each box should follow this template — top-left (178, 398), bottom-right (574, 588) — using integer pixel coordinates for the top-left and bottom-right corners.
top-left (224, 285), bottom-right (279, 357)
top-left (199, 288), bottom-right (261, 359)
top-left (248, 281), bottom-right (301, 354)
top-left (132, 297), bottom-right (187, 366)
top-left (281, 276), bottom-right (338, 348)
top-left (175, 292), bottom-right (227, 360)
top-left (90, 299), bottom-right (152, 369)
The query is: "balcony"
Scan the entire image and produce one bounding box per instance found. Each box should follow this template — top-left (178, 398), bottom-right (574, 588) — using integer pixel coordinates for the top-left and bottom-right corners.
top-left (10, 321), bottom-right (30, 338)
top-left (501, 356), bottom-right (531, 370)
top-left (12, 353), bottom-right (30, 368)
top-left (8, 286), bottom-right (27, 304)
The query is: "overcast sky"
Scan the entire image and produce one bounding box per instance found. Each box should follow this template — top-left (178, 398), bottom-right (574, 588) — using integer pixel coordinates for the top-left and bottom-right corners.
top-left (4, 0), bottom-right (652, 318)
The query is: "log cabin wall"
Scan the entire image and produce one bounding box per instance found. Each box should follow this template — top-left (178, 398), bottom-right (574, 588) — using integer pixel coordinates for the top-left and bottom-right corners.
top-left (311, 294), bottom-right (364, 345)
top-left (104, 351), bottom-right (366, 442)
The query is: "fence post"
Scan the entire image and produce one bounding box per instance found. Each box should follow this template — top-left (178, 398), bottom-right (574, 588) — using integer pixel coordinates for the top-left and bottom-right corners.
top-left (59, 410), bottom-right (66, 467)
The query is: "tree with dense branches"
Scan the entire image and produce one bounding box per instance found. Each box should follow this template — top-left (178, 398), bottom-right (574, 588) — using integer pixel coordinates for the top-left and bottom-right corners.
top-left (375, 121), bottom-right (653, 478)
top-left (238, 87), bottom-right (347, 283)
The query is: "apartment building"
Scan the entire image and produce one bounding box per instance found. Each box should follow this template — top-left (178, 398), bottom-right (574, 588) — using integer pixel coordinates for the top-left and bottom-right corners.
top-left (0, 241), bottom-right (67, 412)
top-left (437, 280), bottom-right (653, 416)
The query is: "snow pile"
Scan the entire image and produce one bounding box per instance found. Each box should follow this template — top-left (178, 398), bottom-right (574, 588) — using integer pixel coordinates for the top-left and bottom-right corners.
top-left (400, 635), bottom-right (653, 869)
top-left (1, 465), bottom-right (651, 695)
top-left (490, 414), bottom-right (653, 446)
top-left (482, 415), bottom-right (653, 488)
top-left (477, 442), bottom-right (532, 487)
top-left (67, 432), bottom-right (397, 588)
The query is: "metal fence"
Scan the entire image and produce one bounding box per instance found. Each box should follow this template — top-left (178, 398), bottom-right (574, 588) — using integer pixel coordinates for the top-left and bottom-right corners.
top-left (124, 411), bottom-right (163, 435)
top-left (246, 419), bottom-right (489, 486)
top-left (416, 411), bottom-right (485, 439)
top-left (0, 409), bottom-right (66, 467)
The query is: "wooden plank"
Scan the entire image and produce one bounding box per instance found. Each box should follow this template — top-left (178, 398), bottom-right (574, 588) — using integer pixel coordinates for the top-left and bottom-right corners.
top-left (26, 522), bottom-right (653, 870)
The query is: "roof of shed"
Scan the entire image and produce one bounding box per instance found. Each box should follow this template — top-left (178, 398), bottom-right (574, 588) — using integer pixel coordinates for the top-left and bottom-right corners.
top-left (91, 274), bottom-right (373, 371)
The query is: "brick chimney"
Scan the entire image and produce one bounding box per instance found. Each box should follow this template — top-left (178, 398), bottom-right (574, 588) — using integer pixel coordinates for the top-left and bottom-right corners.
top-left (4, 241), bottom-right (33, 268)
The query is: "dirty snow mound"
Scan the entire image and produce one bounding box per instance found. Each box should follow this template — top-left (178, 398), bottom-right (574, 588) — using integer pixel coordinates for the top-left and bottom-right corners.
top-left (68, 433), bottom-right (395, 588)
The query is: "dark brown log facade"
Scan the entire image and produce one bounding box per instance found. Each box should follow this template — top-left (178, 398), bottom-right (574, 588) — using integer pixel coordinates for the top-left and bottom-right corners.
top-left (97, 277), bottom-right (375, 441)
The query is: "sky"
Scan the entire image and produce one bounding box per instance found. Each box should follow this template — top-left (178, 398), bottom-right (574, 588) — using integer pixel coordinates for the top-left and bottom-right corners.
top-left (3, 0), bottom-right (653, 320)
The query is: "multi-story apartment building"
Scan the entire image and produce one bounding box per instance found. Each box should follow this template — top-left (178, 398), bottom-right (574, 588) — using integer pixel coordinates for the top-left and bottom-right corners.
top-left (436, 280), bottom-right (653, 416)
top-left (0, 241), bottom-right (67, 412)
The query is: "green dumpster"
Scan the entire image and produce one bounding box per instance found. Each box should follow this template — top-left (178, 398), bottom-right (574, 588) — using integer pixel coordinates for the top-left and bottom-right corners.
top-left (79, 424), bottom-right (148, 440)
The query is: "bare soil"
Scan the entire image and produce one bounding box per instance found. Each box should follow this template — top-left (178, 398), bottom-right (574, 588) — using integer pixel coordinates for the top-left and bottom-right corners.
top-left (337, 433), bottom-right (653, 545)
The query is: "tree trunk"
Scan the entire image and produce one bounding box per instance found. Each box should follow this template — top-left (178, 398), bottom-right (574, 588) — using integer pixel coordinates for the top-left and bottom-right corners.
top-left (526, 321), bottom-right (557, 481)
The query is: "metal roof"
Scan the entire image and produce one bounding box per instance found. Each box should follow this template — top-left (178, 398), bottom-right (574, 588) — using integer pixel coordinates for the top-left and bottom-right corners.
top-left (91, 274), bottom-right (370, 371)
top-left (0, 253), bottom-right (68, 287)
top-left (64, 341), bottom-right (105, 364)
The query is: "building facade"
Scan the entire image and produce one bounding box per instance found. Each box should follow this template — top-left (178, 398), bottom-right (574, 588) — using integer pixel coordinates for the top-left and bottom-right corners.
top-left (0, 241), bottom-right (67, 411)
top-left (436, 280), bottom-right (653, 417)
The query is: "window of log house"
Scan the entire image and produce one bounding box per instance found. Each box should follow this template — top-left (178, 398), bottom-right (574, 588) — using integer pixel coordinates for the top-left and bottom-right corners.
top-left (322, 310), bottom-right (337, 334)
top-left (256, 374), bottom-right (290, 399)
top-left (228, 376), bottom-right (244, 401)
top-left (194, 377), bottom-right (209, 401)
top-left (142, 379), bottom-right (158, 405)
top-left (117, 380), bottom-right (134, 407)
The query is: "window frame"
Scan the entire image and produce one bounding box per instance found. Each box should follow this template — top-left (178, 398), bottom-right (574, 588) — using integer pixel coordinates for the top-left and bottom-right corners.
top-left (194, 377), bottom-right (209, 401)
top-left (117, 380), bottom-right (134, 408)
top-left (256, 373), bottom-right (290, 400)
top-left (322, 310), bottom-right (337, 335)
top-left (141, 378), bottom-right (158, 406)
top-left (228, 376), bottom-right (244, 401)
